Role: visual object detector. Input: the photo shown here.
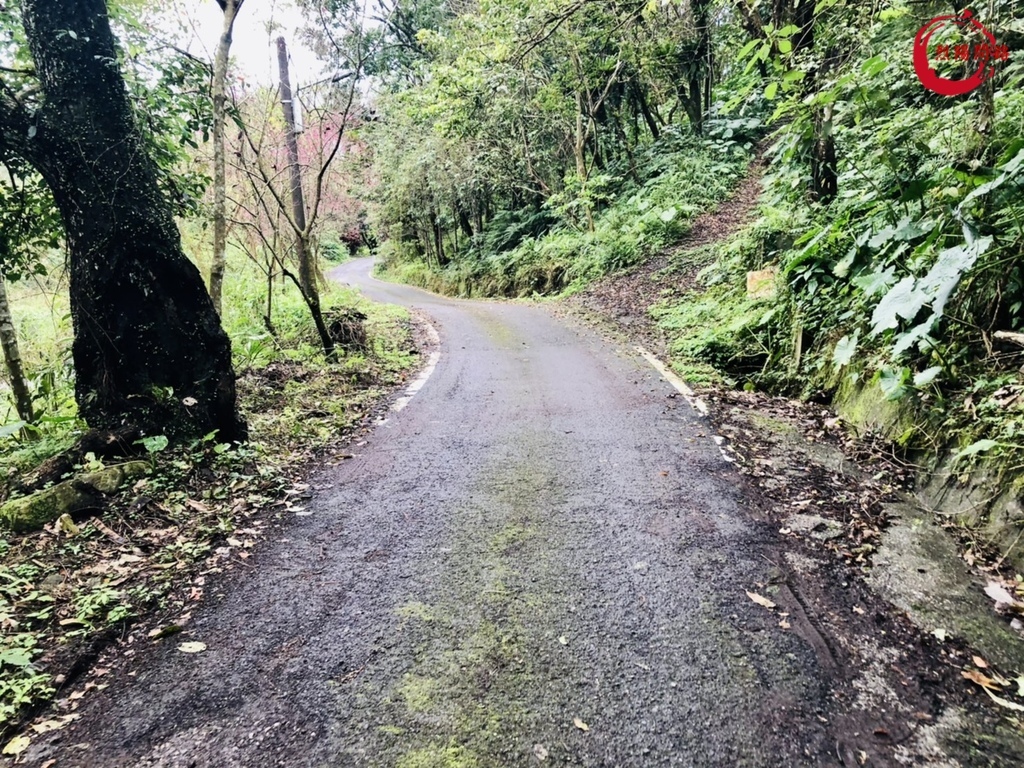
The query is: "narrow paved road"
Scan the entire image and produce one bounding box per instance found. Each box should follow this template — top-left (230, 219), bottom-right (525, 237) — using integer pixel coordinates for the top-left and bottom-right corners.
top-left (43, 259), bottom-right (870, 766)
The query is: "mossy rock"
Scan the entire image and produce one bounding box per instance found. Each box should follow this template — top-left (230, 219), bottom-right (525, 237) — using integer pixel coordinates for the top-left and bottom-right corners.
top-left (0, 461), bottom-right (150, 533)
top-left (833, 372), bottom-right (913, 441)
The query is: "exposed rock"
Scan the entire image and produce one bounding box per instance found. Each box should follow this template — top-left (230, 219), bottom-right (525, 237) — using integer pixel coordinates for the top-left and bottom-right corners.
top-left (785, 512), bottom-right (845, 541)
top-left (746, 266), bottom-right (777, 299)
top-left (0, 461), bottom-right (149, 533)
top-left (868, 501), bottom-right (1024, 671)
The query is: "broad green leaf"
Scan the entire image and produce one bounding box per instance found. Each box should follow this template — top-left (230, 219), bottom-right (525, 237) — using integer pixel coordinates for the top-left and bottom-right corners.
top-left (892, 321), bottom-right (935, 356)
top-left (878, 367), bottom-right (910, 401)
top-left (832, 334), bottom-right (859, 369)
top-left (861, 56), bottom-right (888, 77)
top-left (0, 421), bottom-right (27, 438)
top-left (868, 226), bottom-right (895, 250)
top-left (925, 238), bottom-right (991, 318)
top-left (833, 247), bottom-right (856, 278)
top-left (853, 266), bottom-right (895, 297)
top-left (737, 39), bottom-right (759, 60)
top-left (777, 39), bottom-right (792, 54)
top-left (952, 439), bottom-right (998, 461)
top-left (0, 649), bottom-right (33, 668)
top-left (913, 367), bottom-right (942, 387)
top-left (764, 82), bottom-right (779, 100)
top-left (958, 149), bottom-right (1024, 210)
top-left (894, 216), bottom-right (933, 242)
top-left (137, 435), bottom-right (169, 454)
top-left (871, 277), bottom-right (924, 335)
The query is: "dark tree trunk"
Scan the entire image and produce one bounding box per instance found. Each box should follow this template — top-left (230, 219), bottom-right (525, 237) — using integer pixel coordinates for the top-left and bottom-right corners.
top-left (458, 206), bottom-right (474, 239)
top-left (811, 103), bottom-right (837, 203)
top-left (18, 0), bottom-right (245, 441)
top-left (631, 81), bottom-right (661, 141)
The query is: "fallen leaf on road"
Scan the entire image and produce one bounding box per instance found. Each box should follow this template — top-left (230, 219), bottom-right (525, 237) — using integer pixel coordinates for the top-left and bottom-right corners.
top-left (533, 744), bottom-right (549, 760)
top-left (148, 625), bottom-right (183, 640)
top-left (30, 720), bottom-right (68, 734)
top-left (973, 655), bottom-right (988, 669)
top-left (779, 619), bottom-right (791, 629)
top-left (746, 591), bottom-right (776, 610)
top-left (57, 513), bottom-right (80, 536)
top-left (1016, 676), bottom-right (1024, 697)
top-left (985, 687), bottom-right (1024, 712)
top-left (2, 735), bottom-right (30, 755)
top-left (558, 636), bottom-right (568, 645)
top-left (962, 670), bottom-right (1000, 690)
top-left (852, 606), bottom-right (865, 615)
top-left (178, 641), bottom-right (207, 653)
top-left (984, 582), bottom-right (1024, 613)
top-left (573, 718), bottom-right (589, 732)
top-left (932, 628), bottom-right (948, 642)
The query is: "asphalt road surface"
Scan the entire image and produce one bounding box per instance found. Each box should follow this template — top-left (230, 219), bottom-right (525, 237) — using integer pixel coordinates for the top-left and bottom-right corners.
top-left (37, 258), bottom-right (914, 767)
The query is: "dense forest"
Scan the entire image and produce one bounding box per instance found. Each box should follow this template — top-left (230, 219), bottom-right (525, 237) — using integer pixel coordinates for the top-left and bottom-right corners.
top-left (0, 0), bottom-right (1023, 745)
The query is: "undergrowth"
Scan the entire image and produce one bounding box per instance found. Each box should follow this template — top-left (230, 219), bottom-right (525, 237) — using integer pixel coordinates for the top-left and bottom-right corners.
top-left (377, 127), bottom-right (755, 298)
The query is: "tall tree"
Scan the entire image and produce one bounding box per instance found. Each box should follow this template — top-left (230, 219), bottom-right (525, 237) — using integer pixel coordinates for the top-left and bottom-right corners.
top-left (209, 0), bottom-right (245, 315)
top-left (0, 0), bottom-right (246, 441)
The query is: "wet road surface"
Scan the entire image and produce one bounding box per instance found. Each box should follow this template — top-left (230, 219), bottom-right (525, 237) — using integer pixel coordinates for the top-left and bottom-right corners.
top-left (40, 258), bottom-right (870, 766)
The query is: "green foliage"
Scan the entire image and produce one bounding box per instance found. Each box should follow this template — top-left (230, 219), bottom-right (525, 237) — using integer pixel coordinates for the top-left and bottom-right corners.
top-left (381, 134), bottom-right (752, 296)
top-left (642, 0), bottom-right (1024, 474)
top-left (368, 0), bottom-right (743, 285)
top-left (136, 435), bottom-right (170, 454)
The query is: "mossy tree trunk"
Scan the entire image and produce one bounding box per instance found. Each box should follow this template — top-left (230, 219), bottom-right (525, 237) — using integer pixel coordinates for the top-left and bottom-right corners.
top-left (0, 0), bottom-right (246, 441)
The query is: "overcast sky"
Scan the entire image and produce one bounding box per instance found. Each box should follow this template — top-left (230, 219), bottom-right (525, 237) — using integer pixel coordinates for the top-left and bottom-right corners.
top-left (175, 0), bottom-right (326, 87)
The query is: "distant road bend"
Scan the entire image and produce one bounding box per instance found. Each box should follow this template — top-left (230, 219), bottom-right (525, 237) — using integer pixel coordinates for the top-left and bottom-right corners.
top-left (44, 257), bottom-right (887, 766)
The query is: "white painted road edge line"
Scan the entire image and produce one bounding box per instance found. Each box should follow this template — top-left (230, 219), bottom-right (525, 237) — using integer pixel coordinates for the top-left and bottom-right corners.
top-left (635, 346), bottom-right (740, 464)
top-left (635, 346), bottom-right (709, 417)
top-left (391, 319), bottom-right (441, 414)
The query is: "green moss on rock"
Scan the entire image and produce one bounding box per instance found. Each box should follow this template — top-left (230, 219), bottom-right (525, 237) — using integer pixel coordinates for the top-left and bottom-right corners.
top-left (0, 460), bottom-right (149, 533)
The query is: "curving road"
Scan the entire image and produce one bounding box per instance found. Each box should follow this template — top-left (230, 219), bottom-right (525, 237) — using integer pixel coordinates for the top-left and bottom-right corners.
top-left (36, 258), bottom-right (901, 766)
